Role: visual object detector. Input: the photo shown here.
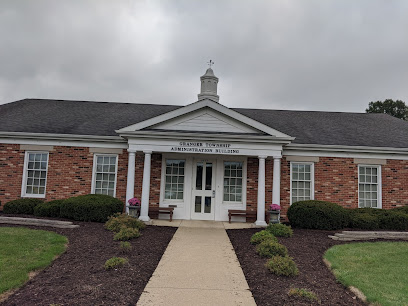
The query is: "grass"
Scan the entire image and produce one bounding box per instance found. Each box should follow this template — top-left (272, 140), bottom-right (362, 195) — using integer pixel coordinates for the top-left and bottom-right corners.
top-left (324, 242), bottom-right (408, 306)
top-left (0, 227), bottom-right (67, 295)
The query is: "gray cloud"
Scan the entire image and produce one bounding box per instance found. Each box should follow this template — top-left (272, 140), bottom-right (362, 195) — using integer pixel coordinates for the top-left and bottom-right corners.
top-left (0, 0), bottom-right (407, 112)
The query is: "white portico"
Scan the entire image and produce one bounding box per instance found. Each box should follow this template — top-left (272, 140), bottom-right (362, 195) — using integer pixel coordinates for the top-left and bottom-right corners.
top-left (118, 68), bottom-right (294, 226)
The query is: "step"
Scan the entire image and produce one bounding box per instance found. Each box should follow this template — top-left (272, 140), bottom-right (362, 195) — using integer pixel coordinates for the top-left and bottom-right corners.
top-left (0, 216), bottom-right (79, 228)
top-left (330, 231), bottom-right (408, 241)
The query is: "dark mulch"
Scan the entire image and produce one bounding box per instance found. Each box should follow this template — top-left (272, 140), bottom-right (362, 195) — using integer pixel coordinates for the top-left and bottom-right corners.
top-left (0, 222), bottom-right (176, 306)
top-left (227, 228), bottom-right (367, 306)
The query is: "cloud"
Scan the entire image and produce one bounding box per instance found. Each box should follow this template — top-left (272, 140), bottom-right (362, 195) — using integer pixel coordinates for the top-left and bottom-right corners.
top-left (0, 0), bottom-right (407, 112)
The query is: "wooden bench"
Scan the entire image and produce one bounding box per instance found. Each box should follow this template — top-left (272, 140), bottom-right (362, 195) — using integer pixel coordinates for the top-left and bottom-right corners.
top-left (149, 206), bottom-right (175, 222)
top-left (228, 209), bottom-right (257, 223)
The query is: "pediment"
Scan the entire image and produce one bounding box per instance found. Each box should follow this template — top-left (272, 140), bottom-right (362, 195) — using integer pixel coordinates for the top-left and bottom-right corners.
top-left (116, 99), bottom-right (293, 139)
top-left (149, 108), bottom-right (261, 134)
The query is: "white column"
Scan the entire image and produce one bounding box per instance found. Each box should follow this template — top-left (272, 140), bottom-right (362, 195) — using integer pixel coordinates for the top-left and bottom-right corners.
top-left (139, 151), bottom-right (152, 222)
top-left (125, 149), bottom-right (136, 214)
top-left (256, 155), bottom-right (267, 227)
top-left (272, 157), bottom-right (281, 206)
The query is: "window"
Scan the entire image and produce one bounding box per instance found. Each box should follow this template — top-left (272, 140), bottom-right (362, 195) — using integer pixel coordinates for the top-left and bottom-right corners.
top-left (92, 155), bottom-right (118, 196)
top-left (291, 163), bottom-right (314, 204)
top-left (22, 151), bottom-right (49, 197)
top-left (223, 161), bottom-right (243, 202)
top-left (358, 165), bottom-right (381, 208)
top-left (164, 159), bottom-right (185, 200)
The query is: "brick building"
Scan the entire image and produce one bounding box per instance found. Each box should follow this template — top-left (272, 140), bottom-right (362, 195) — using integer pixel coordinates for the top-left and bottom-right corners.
top-left (1, 68), bottom-right (408, 225)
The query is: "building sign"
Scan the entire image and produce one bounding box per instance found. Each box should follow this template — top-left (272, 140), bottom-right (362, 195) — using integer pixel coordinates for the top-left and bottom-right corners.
top-left (170, 141), bottom-right (239, 154)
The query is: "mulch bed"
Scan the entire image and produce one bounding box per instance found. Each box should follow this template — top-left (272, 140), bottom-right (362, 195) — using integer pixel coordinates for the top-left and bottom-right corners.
top-left (227, 228), bottom-right (367, 306)
top-left (0, 221), bottom-right (176, 306)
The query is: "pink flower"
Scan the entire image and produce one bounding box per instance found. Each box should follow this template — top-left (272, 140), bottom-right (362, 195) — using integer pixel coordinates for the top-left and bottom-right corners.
top-left (270, 204), bottom-right (281, 211)
top-left (128, 197), bottom-right (140, 206)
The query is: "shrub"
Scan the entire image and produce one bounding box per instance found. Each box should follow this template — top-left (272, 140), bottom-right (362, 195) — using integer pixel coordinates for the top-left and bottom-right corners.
top-left (350, 213), bottom-right (380, 230)
top-left (392, 206), bottom-right (408, 215)
top-left (256, 240), bottom-right (288, 258)
top-left (60, 194), bottom-right (124, 222)
top-left (287, 200), bottom-right (349, 230)
top-left (288, 288), bottom-right (318, 302)
top-left (379, 212), bottom-right (408, 230)
top-left (104, 257), bottom-right (128, 270)
top-left (265, 255), bottom-right (299, 276)
top-left (3, 198), bottom-right (44, 215)
top-left (250, 230), bottom-right (278, 245)
top-left (34, 200), bottom-right (65, 217)
top-left (119, 241), bottom-right (132, 252)
top-left (105, 213), bottom-right (146, 232)
top-left (113, 227), bottom-right (140, 241)
top-left (266, 223), bottom-right (293, 237)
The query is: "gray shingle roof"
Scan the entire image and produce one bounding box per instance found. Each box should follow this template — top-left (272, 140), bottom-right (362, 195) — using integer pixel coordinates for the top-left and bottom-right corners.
top-left (1, 98), bottom-right (408, 148)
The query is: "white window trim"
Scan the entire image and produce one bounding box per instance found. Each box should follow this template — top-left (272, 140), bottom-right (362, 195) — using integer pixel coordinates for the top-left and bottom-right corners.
top-left (161, 157), bottom-right (186, 202)
top-left (21, 151), bottom-right (49, 198)
top-left (358, 164), bottom-right (382, 209)
top-left (91, 153), bottom-right (119, 197)
top-left (222, 159), bottom-right (247, 205)
top-left (290, 162), bottom-right (315, 205)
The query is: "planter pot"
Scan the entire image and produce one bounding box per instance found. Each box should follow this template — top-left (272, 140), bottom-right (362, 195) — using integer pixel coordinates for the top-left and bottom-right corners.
top-left (128, 205), bottom-right (140, 218)
top-left (268, 210), bottom-right (280, 224)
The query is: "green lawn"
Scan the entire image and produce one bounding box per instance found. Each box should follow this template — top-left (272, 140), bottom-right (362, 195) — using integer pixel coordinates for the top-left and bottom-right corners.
top-left (0, 227), bottom-right (67, 294)
top-left (324, 242), bottom-right (408, 306)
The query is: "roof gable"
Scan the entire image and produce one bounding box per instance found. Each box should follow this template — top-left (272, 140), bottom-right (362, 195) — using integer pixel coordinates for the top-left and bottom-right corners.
top-left (117, 99), bottom-right (292, 138)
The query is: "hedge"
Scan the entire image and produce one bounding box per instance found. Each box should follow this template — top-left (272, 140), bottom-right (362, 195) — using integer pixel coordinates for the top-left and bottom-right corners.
top-left (3, 198), bottom-right (44, 215)
top-left (34, 200), bottom-right (65, 218)
top-left (287, 200), bottom-right (349, 230)
top-left (60, 194), bottom-right (124, 222)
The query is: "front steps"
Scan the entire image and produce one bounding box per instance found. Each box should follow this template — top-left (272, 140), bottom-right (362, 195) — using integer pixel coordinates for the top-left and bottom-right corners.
top-left (329, 231), bottom-right (408, 241)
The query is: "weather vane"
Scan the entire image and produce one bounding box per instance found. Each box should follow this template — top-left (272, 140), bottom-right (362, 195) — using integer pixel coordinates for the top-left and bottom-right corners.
top-left (207, 60), bottom-right (214, 68)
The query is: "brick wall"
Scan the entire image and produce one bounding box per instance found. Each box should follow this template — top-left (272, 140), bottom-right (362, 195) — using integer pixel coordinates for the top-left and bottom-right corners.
top-left (0, 144), bottom-right (129, 207)
top-left (0, 144), bottom-right (25, 205)
top-left (383, 159), bottom-right (408, 208)
top-left (247, 156), bottom-right (408, 220)
top-left (2, 142), bottom-right (407, 216)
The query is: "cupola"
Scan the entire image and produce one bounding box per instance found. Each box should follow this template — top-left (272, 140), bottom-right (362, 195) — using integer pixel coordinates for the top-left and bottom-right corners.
top-left (198, 67), bottom-right (219, 102)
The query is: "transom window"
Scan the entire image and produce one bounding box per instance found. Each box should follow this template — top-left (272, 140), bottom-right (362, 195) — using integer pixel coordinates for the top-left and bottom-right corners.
top-left (359, 165), bottom-right (381, 208)
top-left (291, 163), bottom-right (314, 204)
top-left (223, 161), bottom-right (243, 202)
top-left (93, 155), bottom-right (118, 196)
top-left (22, 152), bottom-right (49, 197)
top-left (164, 159), bottom-right (185, 200)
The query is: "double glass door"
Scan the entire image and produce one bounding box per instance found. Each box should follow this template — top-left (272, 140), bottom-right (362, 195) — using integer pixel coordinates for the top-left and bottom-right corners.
top-left (191, 159), bottom-right (215, 220)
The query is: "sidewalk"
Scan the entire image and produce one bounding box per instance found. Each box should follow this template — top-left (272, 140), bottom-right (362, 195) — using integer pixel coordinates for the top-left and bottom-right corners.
top-left (137, 223), bottom-right (256, 306)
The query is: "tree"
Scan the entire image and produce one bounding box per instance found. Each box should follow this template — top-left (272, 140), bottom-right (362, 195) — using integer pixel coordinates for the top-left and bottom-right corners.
top-left (366, 99), bottom-right (408, 120)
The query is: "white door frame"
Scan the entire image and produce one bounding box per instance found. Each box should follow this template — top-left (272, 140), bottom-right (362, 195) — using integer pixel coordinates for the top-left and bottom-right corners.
top-left (191, 157), bottom-right (216, 220)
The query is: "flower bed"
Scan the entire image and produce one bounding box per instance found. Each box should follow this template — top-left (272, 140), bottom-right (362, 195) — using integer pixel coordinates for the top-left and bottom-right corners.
top-left (1, 222), bottom-right (176, 305)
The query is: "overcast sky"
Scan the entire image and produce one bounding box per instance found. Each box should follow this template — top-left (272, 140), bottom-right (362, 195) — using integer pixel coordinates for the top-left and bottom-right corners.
top-left (1, 0), bottom-right (407, 112)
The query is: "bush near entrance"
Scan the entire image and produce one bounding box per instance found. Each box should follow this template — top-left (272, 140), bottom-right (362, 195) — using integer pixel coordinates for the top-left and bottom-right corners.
top-left (287, 200), bottom-right (349, 230)
top-left (3, 198), bottom-right (44, 215)
top-left (288, 200), bottom-right (408, 230)
top-left (266, 223), bottom-right (293, 237)
top-left (59, 194), bottom-right (124, 222)
top-left (256, 240), bottom-right (288, 258)
top-left (265, 255), bottom-right (299, 277)
top-left (34, 200), bottom-right (65, 218)
top-left (250, 230), bottom-right (277, 245)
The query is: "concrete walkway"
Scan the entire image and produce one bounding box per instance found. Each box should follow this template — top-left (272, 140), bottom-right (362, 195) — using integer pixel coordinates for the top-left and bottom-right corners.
top-left (137, 222), bottom-right (256, 306)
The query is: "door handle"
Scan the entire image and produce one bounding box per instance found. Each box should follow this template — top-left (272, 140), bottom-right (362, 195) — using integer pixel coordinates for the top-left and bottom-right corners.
top-left (212, 190), bottom-right (216, 198)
